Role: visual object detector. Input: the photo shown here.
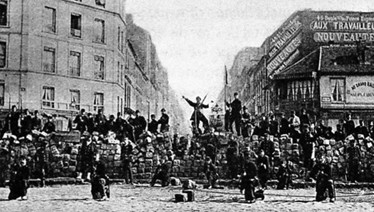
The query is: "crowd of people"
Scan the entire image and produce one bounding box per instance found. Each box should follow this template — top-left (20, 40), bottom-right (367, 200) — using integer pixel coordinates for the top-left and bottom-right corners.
top-left (0, 98), bottom-right (366, 203)
top-left (0, 105), bottom-right (171, 200)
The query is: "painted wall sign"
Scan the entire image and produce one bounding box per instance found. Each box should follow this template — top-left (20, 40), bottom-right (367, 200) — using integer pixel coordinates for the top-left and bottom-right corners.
top-left (267, 34), bottom-right (302, 75)
top-left (269, 15), bottom-right (302, 59)
top-left (346, 76), bottom-right (374, 103)
top-left (310, 14), bottom-right (374, 43)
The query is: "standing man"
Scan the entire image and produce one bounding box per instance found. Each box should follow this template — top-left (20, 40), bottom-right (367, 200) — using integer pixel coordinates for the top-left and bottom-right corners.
top-left (300, 109), bottom-right (310, 127)
top-left (299, 125), bottom-right (316, 179)
top-left (74, 109), bottom-right (88, 134)
top-left (158, 108), bottom-right (169, 133)
top-left (182, 96), bottom-right (209, 134)
top-left (31, 110), bottom-right (42, 131)
top-left (257, 149), bottom-right (270, 189)
top-left (345, 136), bottom-right (361, 183)
top-left (289, 111), bottom-right (301, 142)
top-left (260, 133), bottom-right (275, 174)
top-left (34, 139), bottom-right (49, 187)
top-left (133, 110), bottom-right (147, 140)
top-left (241, 106), bottom-right (251, 138)
top-left (94, 109), bottom-right (107, 135)
top-left (121, 138), bottom-right (133, 184)
top-left (148, 114), bottom-right (159, 135)
top-left (5, 105), bottom-right (20, 136)
top-left (21, 109), bottom-right (33, 136)
top-left (226, 93), bottom-right (242, 136)
top-left (279, 113), bottom-right (289, 135)
top-left (114, 112), bottom-right (124, 140)
top-left (344, 113), bottom-right (355, 137)
top-left (269, 115), bottom-right (279, 136)
top-left (79, 133), bottom-right (98, 181)
top-left (224, 107), bottom-right (232, 132)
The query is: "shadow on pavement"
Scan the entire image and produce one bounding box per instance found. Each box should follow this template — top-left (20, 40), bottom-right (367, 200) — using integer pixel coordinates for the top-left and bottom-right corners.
top-left (266, 199), bottom-right (312, 203)
top-left (42, 198), bottom-right (91, 202)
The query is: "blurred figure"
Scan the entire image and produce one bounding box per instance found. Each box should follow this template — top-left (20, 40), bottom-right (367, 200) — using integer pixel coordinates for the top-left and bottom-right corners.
top-left (91, 161), bottom-right (110, 200)
top-left (148, 114), bottom-right (158, 134)
top-left (74, 109), bottom-right (88, 134)
top-left (241, 106), bottom-right (251, 138)
top-left (5, 105), bottom-right (20, 136)
top-left (43, 115), bottom-right (56, 133)
top-left (343, 113), bottom-right (355, 137)
top-left (310, 156), bottom-right (336, 202)
top-left (31, 110), bottom-right (42, 131)
top-left (158, 108), bottom-right (170, 133)
top-left (8, 156), bottom-right (30, 200)
top-left (279, 113), bottom-right (289, 135)
top-left (257, 149), bottom-right (270, 189)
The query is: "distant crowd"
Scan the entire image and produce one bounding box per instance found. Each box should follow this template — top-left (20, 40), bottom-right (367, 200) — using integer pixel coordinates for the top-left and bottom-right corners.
top-left (1, 105), bottom-right (170, 142)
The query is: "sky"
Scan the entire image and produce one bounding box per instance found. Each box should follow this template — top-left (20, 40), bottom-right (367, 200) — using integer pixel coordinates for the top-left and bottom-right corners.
top-left (126, 0), bottom-right (374, 124)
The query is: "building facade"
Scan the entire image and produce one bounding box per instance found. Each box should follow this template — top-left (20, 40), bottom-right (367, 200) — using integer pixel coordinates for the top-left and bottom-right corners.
top-left (0, 0), bottom-right (186, 133)
top-left (219, 10), bottom-right (374, 126)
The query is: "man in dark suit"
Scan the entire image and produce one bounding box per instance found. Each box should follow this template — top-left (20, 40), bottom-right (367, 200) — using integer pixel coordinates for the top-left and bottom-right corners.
top-left (226, 92), bottom-right (242, 136)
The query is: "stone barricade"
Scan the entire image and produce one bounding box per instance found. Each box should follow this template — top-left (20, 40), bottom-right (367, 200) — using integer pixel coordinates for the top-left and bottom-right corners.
top-left (1, 131), bottom-right (374, 182)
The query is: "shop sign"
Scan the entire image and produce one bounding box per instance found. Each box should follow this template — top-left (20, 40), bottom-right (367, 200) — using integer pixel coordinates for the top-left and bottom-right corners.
top-left (267, 34), bottom-right (302, 75)
top-left (346, 76), bottom-right (374, 103)
top-left (310, 14), bottom-right (374, 43)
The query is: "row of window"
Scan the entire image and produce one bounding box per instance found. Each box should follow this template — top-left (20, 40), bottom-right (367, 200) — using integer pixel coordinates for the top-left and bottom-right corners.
top-left (43, 6), bottom-right (126, 54)
top-left (0, 83), bottom-right (132, 114)
top-left (43, 46), bottom-right (105, 80)
top-left (41, 87), bottom-right (104, 112)
top-left (276, 79), bottom-right (345, 102)
top-left (0, 1), bottom-right (106, 28)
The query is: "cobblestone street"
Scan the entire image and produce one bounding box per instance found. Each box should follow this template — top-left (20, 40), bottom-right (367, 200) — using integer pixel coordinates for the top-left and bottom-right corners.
top-left (1, 184), bottom-right (373, 212)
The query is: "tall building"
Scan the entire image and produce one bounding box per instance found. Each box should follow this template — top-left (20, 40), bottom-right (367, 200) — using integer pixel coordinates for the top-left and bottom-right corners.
top-left (0, 0), bottom-right (129, 119)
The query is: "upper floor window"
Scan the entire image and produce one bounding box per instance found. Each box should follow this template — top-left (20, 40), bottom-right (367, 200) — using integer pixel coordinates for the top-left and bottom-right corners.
top-left (331, 78), bottom-right (345, 102)
top-left (43, 7), bottom-right (56, 33)
top-left (95, 0), bottom-right (105, 8)
top-left (43, 47), bottom-right (56, 73)
top-left (93, 19), bottom-right (105, 43)
top-left (94, 55), bottom-right (104, 80)
top-left (42, 86), bottom-right (55, 108)
top-left (0, 41), bottom-right (6, 68)
top-left (0, 0), bottom-right (7, 26)
top-left (69, 51), bottom-right (81, 77)
top-left (71, 13), bottom-right (81, 38)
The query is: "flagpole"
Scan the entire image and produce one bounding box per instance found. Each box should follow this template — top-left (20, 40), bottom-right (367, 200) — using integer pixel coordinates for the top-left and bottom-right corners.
top-left (224, 66), bottom-right (227, 112)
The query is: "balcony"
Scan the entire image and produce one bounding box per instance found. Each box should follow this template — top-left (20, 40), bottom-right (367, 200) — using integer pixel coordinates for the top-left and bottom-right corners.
top-left (41, 101), bottom-right (98, 113)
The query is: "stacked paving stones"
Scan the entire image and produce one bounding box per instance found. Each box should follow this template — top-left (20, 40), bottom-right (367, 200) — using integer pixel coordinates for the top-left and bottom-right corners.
top-left (2, 131), bottom-right (374, 182)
